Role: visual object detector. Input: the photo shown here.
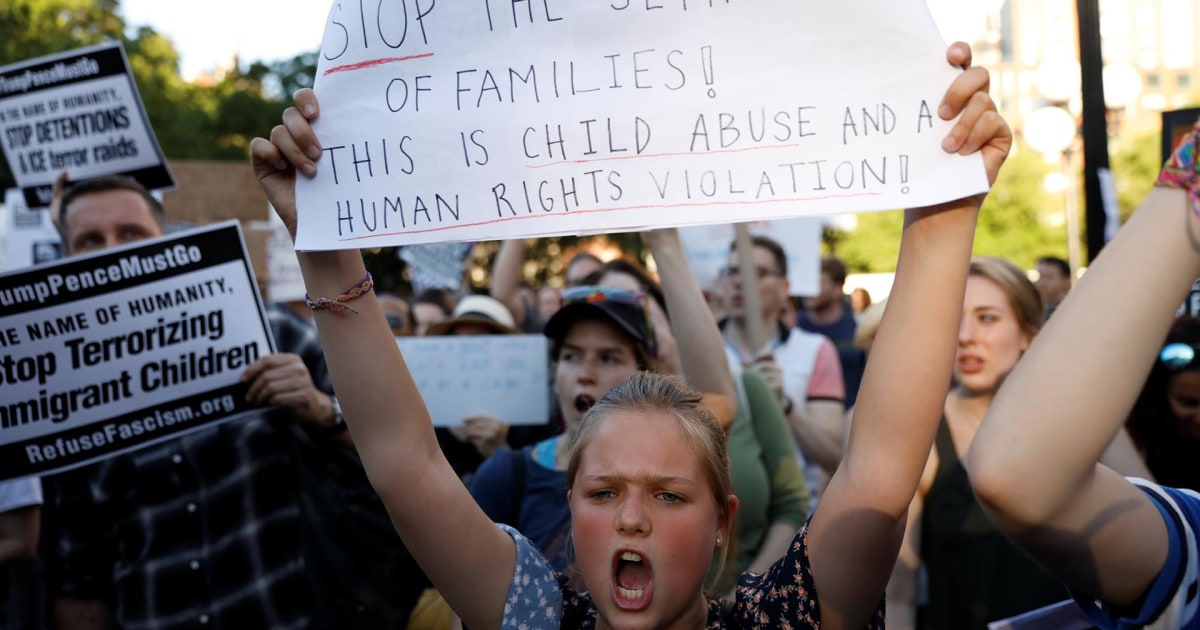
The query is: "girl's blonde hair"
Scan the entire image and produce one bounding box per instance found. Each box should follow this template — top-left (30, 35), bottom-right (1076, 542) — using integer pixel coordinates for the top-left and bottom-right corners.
top-left (565, 372), bottom-right (737, 591)
top-left (969, 257), bottom-right (1044, 340)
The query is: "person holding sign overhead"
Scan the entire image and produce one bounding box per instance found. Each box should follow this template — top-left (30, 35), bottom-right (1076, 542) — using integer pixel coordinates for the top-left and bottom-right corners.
top-left (467, 230), bottom-right (737, 591)
top-left (574, 247), bottom-right (810, 596)
top-left (252, 40), bottom-right (1011, 629)
top-left (46, 174), bottom-right (426, 629)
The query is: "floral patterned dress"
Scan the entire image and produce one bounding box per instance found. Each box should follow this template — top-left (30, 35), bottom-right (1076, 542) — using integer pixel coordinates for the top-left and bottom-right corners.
top-left (499, 520), bottom-right (886, 629)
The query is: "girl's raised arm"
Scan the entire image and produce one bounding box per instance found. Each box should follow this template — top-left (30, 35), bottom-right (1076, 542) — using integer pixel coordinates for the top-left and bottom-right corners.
top-left (806, 42), bottom-right (1012, 628)
top-left (250, 89), bottom-right (517, 630)
top-left (968, 127), bottom-right (1200, 608)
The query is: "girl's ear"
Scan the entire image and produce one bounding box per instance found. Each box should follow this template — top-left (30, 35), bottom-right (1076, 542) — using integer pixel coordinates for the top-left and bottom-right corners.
top-left (721, 494), bottom-right (740, 540)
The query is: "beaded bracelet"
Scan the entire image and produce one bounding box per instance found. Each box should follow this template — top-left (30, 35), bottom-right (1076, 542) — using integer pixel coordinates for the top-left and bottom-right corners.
top-left (305, 272), bottom-right (374, 315)
top-left (1156, 117), bottom-right (1200, 219)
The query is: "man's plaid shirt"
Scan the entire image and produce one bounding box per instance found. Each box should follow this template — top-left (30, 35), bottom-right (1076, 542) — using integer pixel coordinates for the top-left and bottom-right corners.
top-left (53, 303), bottom-right (331, 629)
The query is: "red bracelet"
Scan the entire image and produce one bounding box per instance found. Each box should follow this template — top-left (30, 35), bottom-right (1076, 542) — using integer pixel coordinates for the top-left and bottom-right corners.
top-left (1156, 117), bottom-right (1200, 219)
top-left (305, 273), bottom-right (374, 315)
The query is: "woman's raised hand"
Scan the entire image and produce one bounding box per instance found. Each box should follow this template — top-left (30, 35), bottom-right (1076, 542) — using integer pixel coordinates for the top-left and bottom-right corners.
top-left (939, 42), bottom-right (1011, 190)
top-left (249, 88), bottom-right (322, 240)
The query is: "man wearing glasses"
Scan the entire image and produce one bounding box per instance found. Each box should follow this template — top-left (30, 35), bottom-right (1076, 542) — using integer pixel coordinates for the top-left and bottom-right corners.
top-left (718, 235), bottom-right (846, 507)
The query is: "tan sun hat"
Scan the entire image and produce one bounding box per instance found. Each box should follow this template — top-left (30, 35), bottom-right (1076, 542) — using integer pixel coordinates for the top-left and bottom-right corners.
top-left (425, 294), bottom-right (518, 336)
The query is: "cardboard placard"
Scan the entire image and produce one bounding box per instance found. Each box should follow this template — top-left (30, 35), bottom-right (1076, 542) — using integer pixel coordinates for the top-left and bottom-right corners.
top-left (3, 188), bottom-right (63, 271)
top-left (395, 334), bottom-right (549, 426)
top-left (679, 218), bottom-right (822, 296)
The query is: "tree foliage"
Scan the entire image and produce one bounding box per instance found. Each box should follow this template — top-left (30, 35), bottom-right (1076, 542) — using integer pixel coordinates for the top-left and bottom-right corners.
top-left (0, 0), bottom-right (313, 189)
top-left (973, 144), bottom-right (1064, 267)
top-left (1111, 130), bottom-right (1164, 223)
top-left (828, 144), bottom-right (1108, 273)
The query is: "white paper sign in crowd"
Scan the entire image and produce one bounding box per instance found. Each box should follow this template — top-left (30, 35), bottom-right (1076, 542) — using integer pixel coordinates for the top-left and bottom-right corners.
top-left (0, 222), bottom-right (274, 481)
top-left (395, 334), bottom-right (549, 427)
top-left (265, 209), bottom-right (307, 303)
top-left (0, 42), bottom-right (175, 208)
top-left (294, 0), bottom-right (988, 250)
top-left (679, 218), bottom-right (823, 297)
top-left (4, 188), bottom-right (63, 271)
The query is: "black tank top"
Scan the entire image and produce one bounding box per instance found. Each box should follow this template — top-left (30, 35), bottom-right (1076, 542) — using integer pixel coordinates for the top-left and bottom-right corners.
top-left (919, 419), bottom-right (1069, 629)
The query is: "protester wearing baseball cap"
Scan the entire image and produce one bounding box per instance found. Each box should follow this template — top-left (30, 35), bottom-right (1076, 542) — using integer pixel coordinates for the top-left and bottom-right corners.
top-left (543, 286), bottom-right (658, 365)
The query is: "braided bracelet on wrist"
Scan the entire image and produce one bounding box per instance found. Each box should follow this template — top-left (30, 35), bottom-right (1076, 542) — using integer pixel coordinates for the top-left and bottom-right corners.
top-left (305, 273), bottom-right (374, 315)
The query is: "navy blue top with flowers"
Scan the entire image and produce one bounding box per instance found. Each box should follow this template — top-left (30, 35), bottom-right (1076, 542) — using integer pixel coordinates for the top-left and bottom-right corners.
top-left (499, 520), bottom-right (886, 629)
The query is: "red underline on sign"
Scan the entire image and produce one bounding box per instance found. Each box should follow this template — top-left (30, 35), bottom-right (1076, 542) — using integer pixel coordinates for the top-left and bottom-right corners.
top-left (526, 143), bottom-right (804, 169)
top-left (334, 193), bottom-right (883, 242)
top-left (324, 53), bottom-right (435, 75)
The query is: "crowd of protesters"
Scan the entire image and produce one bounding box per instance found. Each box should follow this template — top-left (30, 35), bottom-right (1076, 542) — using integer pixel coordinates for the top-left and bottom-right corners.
top-left (2, 39), bottom-right (1200, 630)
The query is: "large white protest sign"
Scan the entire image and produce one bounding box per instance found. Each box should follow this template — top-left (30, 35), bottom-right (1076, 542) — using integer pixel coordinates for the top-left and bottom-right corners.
top-left (294, 0), bottom-right (988, 251)
top-left (0, 42), bottom-right (175, 208)
top-left (0, 222), bottom-right (273, 481)
top-left (680, 218), bottom-right (822, 296)
top-left (3, 188), bottom-right (63, 271)
top-left (396, 334), bottom-right (548, 427)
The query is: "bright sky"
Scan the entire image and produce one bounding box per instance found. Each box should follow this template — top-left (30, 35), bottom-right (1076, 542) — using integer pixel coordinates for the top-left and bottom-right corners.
top-left (120, 0), bottom-right (334, 79)
top-left (120, 0), bottom-right (993, 81)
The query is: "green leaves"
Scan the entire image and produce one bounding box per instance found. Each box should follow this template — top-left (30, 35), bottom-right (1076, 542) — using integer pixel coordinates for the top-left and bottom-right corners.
top-left (0, 0), bottom-right (321, 190)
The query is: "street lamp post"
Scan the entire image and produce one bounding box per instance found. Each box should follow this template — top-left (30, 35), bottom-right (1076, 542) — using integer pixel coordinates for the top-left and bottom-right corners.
top-left (1025, 104), bottom-right (1083, 277)
top-left (1077, 0), bottom-right (1112, 262)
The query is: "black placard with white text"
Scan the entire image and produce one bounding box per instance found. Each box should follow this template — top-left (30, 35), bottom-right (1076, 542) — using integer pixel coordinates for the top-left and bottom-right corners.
top-left (0, 42), bottom-right (175, 207)
top-left (0, 221), bottom-right (273, 480)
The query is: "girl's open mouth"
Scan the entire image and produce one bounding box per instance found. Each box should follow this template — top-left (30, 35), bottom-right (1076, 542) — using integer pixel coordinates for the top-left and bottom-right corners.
top-left (612, 550), bottom-right (653, 610)
top-left (575, 394), bottom-right (597, 414)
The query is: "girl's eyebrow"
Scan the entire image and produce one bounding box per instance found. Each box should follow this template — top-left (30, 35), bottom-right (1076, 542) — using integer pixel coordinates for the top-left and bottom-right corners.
top-left (583, 474), bottom-right (699, 488)
top-left (563, 342), bottom-right (630, 355)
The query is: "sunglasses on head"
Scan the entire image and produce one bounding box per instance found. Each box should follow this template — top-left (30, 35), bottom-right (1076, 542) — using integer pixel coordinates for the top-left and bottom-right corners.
top-left (1160, 342), bottom-right (1200, 370)
top-left (559, 285), bottom-right (658, 357)
top-left (560, 285), bottom-right (647, 306)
